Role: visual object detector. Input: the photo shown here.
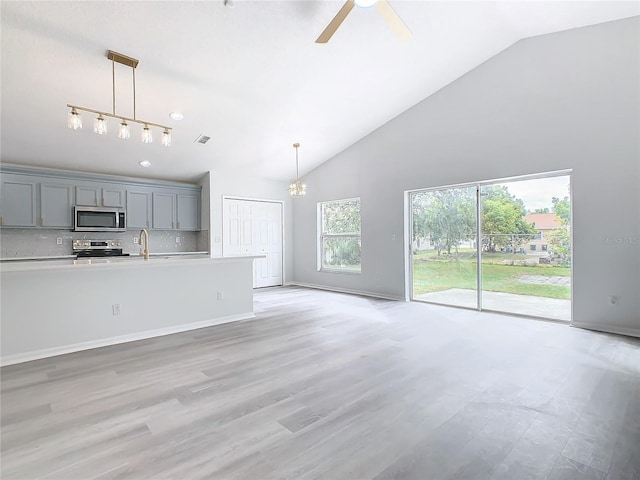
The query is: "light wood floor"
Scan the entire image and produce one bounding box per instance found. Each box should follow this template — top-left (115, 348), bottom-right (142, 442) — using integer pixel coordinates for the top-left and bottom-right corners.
top-left (1, 287), bottom-right (639, 479)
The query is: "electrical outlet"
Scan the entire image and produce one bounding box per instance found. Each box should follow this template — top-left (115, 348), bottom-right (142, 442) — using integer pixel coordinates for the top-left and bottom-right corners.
top-left (217, 291), bottom-right (224, 301)
top-left (56, 237), bottom-right (63, 245)
top-left (133, 237), bottom-right (138, 244)
top-left (176, 236), bottom-right (181, 243)
top-left (112, 304), bottom-right (121, 315)
top-left (609, 296), bottom-right (619, 306)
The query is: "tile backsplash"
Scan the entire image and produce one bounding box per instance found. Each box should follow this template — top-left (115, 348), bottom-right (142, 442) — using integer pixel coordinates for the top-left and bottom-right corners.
top-left (1, 229), bottom-right (208, 258)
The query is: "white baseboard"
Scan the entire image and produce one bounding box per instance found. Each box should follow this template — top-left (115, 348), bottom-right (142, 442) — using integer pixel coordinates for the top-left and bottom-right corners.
top-left (571, 321), bottom-right (640, 339)
top-left (0, 312), bottom-right (256, 367)
top-left (289, 282), bottom-right (405, 302)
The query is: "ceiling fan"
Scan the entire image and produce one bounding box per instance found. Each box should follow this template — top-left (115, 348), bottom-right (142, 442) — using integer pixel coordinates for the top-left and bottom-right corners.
top-left (316, 0), bottom-right (412, 44)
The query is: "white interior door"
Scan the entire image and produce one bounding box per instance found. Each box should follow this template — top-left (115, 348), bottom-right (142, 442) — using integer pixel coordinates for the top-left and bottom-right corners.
top-left (223, 198), bottom-right (283, 288)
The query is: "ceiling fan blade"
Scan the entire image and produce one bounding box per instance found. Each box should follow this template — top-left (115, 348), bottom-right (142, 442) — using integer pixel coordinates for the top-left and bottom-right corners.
top-left (375, 0), bottom-right (412, 42)
top-left (316, 0), bottom-right (356, 44)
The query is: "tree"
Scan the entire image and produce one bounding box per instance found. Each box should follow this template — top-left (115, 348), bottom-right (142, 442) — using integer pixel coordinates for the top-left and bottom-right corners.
top-left (322, 199), bottom-right (361, 267)
top-left (552, 196), bottom-right (570, 224)
top-left (481, 186), bottom-right (537, 252)
top-left (550, 196), bottom-right (571, 265)
top-left (412, 189), bottom-right (475, 256)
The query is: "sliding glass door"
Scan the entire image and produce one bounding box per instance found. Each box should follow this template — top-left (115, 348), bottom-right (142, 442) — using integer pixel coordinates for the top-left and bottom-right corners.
top-left (410, 173), bottom-right (571, 321)
top-left (480, 177), bottom-right (571, 320)
top-left (410, 186), bottom-right (477, 309)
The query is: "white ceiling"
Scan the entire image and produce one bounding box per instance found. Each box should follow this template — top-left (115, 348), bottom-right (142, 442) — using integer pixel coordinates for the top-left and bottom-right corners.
top-left (1, 1), bottom-right (638, 183)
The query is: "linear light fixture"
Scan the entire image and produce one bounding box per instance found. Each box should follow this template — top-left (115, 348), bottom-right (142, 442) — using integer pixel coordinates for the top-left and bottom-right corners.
top-left (67, 50), bottom-right (171, 146)
top-left (288, 143), bottom-right (307, 197)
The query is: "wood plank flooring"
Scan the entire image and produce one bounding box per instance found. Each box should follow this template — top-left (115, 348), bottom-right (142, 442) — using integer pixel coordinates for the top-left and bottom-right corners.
top-left (2, 286), bottom-right (639, 479)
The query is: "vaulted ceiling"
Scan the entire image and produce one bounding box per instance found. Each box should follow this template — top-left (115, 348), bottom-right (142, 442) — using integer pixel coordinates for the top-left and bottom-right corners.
top-left (1, 1), bottom-right (638, 183)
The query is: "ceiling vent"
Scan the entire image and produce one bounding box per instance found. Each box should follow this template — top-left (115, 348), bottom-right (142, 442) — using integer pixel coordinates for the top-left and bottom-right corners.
top-left (194, 134), bottom-right (211, 144)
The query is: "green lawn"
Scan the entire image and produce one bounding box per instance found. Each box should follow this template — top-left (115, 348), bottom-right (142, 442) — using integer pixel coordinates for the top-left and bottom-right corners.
top-left (412, 250), bottom-right (571, 299)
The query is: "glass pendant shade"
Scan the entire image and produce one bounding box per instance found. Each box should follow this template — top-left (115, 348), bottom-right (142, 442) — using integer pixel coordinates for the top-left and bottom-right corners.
top-left (289, 179), bottom-right (307, 197)
top-left (93, 115), bottom-right (107, 135)
top-left (67, 109), bottom-right (82, 130)
top-left (161, 129), bottom-right (172, 147)
top-left (118, 121), bottom-right (130, 139)
top-left (141, 125), bottom-right (153, 143)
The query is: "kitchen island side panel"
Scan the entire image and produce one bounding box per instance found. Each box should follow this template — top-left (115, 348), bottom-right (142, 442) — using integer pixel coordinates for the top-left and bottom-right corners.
top-left (0, 259), bottom-right (254, 364)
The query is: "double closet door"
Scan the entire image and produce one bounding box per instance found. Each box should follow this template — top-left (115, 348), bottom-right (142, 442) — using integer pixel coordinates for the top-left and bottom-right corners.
top-left (223, 198), bottom-right (283, 288)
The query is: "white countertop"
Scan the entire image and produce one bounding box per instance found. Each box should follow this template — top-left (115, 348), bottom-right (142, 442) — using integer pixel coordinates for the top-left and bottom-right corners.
top-left (0, 251), bottom-right (210, 262)
top-left (0, 254), bottom-right (264, 272)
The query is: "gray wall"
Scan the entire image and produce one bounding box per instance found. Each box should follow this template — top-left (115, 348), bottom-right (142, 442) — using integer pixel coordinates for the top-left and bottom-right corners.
top-left (292, 18), bottom-right (640, 335)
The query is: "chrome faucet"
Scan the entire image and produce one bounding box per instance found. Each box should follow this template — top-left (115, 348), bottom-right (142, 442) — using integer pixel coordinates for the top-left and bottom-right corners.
top-left (139, 228), bottom-right (150, 260)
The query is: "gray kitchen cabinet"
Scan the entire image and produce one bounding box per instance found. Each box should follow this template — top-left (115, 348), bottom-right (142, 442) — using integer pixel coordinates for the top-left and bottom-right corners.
top-left (76, 185), bottom-right (125, 207)
top-left (75, 186), bottom-right (99, 206)
top-left (0, 176), bottom-right (37, 227)
top-left (102, 187), bottom-right (125, 207)
top-left (40, 183), bottom-right (74, 228)
top-left (126, 190), bottom-right (151, 229)
top-left (176, 193), bottom-right (199, 230)
top-left (152, 192), bottom-right (176, 230)
top-left (1, 166), bottom-right (201, 232)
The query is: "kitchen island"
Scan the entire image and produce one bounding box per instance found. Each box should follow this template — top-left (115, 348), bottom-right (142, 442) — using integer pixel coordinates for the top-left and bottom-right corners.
top-left (1, 255), bottom-right (262, 365)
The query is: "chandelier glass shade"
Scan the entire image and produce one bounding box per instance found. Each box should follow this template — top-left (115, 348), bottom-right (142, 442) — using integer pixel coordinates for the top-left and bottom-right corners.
top-left (67, 50), bottom-right (171, 146)
top-left (67, 108), bottom-right (82, 130)
top-left (118, 121), bottom-right (130, 139)
top-left (288, 143), bottom-right (307, 197)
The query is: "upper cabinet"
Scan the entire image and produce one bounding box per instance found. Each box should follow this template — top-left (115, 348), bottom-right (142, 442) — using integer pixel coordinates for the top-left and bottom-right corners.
top-left (40, 183), bottom-right (74, 228)
top-left (150, 190), bottom-right (200, 231)
top-left (0, 175), bottom-right (37, 227)
top-left (126, 189), bottom-right (152, 230)
top-left (177, 193), bottom-right (199, 231)
top-left (75, 185), bottom-right (125, 208)
top-left (152, 192), bottom-right (176, 230)
top-left (0, 166), bottom-right (201, 231)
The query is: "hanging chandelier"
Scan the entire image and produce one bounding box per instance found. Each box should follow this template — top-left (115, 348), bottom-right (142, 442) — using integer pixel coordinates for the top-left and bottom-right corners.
top-left (288, 143), bottom-right (307, 197)
top-left (67, 50), bottom-right (171, 146)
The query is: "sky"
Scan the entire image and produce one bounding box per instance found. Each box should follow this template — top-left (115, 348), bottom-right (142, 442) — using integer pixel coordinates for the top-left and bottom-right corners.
top-left (497, 175), bottom-right (570, 212)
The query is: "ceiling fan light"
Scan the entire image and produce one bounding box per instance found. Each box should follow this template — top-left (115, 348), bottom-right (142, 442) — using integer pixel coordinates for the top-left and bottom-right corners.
top-left (141, 125), bottom-right (153, 143)
top-left (118, 121), bottom-right (130, 139)
top-left (355, 0), bottom-right (377, 7)
top-left (161, 128), bottom-right (172, 147)
top-left (93, 115), bottom-right (107, 135)
top-left (68, 108), bottom-right (82, 130)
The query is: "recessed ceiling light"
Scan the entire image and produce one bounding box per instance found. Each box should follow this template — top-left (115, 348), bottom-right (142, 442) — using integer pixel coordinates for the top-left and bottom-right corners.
top-left (139, 160), bottom-right (152, 167)
top-left (169, 112), bottom-right (184, 121)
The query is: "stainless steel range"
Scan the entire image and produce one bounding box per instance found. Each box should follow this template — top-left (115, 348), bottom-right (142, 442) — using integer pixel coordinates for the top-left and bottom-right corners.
top-left (72, 239), bottom-right (130, 258)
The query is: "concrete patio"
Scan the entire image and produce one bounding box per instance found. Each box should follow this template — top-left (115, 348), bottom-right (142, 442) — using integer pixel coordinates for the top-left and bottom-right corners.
top-left (414, 288), bottom-right (571, 321)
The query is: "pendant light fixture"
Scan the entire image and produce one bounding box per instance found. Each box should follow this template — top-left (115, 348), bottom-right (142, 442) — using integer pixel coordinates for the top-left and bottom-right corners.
top-left (118, 121), bottom-right (130, 139)
top-left (67, 50), bottom-right (172, 146)
top-left (67, 107), bottom-right (82, 130)
top-left (288, 143), bottom-right (307, 197)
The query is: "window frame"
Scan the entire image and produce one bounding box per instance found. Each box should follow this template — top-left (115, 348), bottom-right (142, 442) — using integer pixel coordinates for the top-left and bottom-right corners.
top-left (318, 197), bottom-right (361, 274)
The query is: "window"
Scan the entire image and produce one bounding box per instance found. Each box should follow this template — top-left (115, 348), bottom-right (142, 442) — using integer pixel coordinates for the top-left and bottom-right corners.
top-left (530, 244), bottom-right (537, 251)
top-left (542, 244), bottom-right (548, 251)
top-left (319, 198), bottom-right (361, 273)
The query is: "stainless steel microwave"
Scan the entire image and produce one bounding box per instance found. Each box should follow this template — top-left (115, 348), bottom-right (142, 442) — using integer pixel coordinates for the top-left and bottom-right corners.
top-left (73, 206), bottom-right (126, 232)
